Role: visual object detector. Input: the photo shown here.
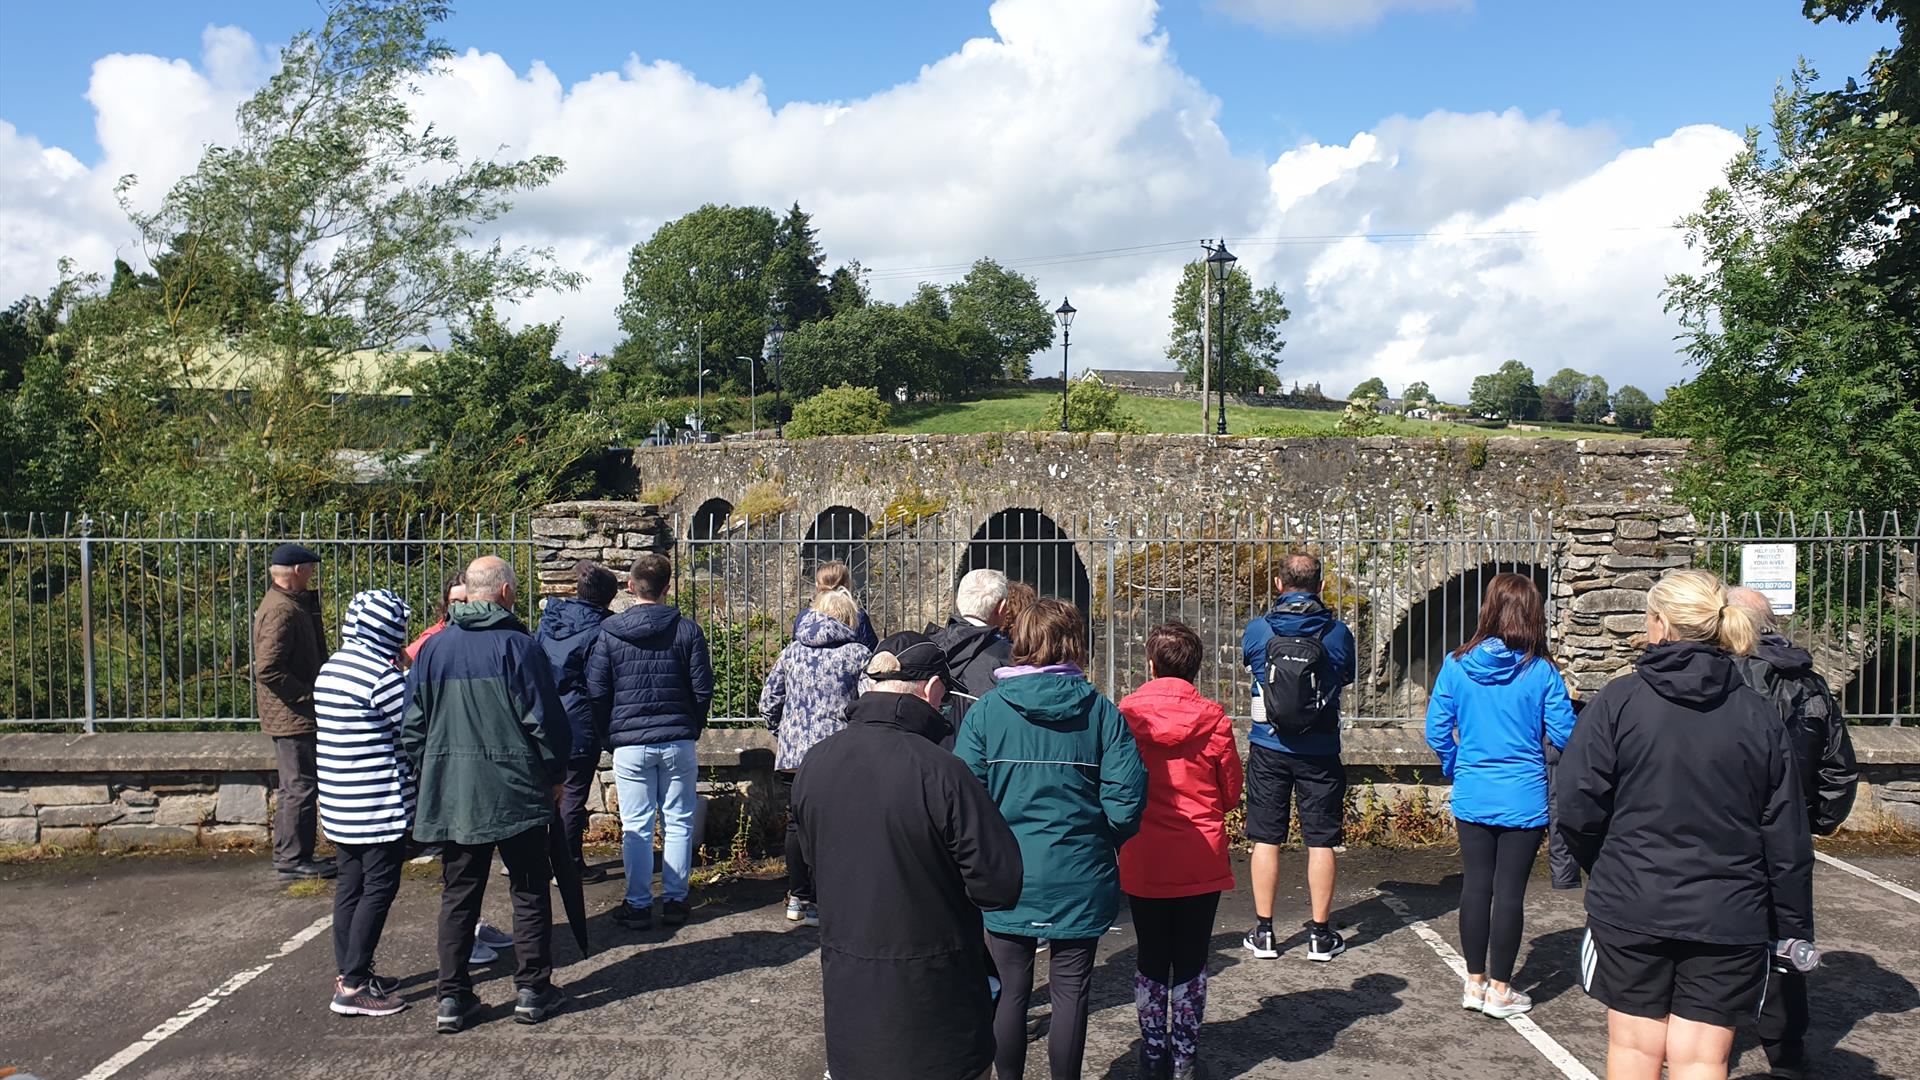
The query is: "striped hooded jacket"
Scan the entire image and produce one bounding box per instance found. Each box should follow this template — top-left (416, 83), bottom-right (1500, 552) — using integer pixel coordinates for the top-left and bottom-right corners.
top-left (315, 589), bottom-right (415, 846)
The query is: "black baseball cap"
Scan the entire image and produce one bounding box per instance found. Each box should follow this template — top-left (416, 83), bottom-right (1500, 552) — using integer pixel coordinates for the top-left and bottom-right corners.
top-left (269, 543), bottom-right (322, 567)
top-left (867, 631), bottom-right (952, 683)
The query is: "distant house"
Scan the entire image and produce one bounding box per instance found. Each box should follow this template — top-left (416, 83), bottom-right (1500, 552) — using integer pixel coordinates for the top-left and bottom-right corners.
top-left (1087, 368), bottom-right (1189, 393)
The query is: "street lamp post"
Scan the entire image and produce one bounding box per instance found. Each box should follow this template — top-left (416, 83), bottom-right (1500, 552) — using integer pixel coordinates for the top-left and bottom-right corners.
top-left (767, 321), bottom-right (788, 439)
top-left (696, 366), bottom-right (713, 438)
top-left (1205, 240), bottom-right (1237, 436)
top-left (1054, 297), bottom-right (1076, 432)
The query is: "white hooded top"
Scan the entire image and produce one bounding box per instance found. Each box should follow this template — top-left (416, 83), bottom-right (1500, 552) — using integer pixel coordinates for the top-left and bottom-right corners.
top-left (315, 589), bottom-right (415, 845)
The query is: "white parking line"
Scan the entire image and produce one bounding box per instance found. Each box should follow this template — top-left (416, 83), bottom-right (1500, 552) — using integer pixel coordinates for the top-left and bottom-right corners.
top-left (1815, 850), bottom-right (1920, 905)
top-left (78, 913), bottom-right (333, 1080)
top-left (1376, 892), bottom-right (1599, 1080)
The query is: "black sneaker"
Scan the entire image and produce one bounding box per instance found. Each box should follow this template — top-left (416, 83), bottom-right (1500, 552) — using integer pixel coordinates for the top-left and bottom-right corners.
top-left (1242, 924), bottom-right (1278, 959)
top-left (1305, 922), bottom-right (1346, 962)
top-left (613, 902), bottom-right (653, 930)
top-left (435, 992), bottom-right (483, 1034)
top-left (661, 899), bottom-right (690, 927)
top-left (515, 985), bottom-right (566, 1024)
top-left (277, 860), bottom-right (338, 880)
top-left (331, 980), bottom-right (407, 1017)
top-left (580, 863), bottom-right (610, 884)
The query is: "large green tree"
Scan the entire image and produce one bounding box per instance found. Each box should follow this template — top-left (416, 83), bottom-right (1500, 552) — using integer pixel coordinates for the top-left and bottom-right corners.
top-left (1574, 374), bottom-right (1612, 424)
top-left (1349, 376), bottom-right (1389, 401)
top-left (1469, 361), bottom-right (1543, 420)
top-left (1612, 385), bottom-right (1656, 430)
top-left (1541, 367), bottom-right (1587, 422)
top-left (766, 202), bottom-right (832, 330)
top-left (617, 203), bottom-right (778, 394)
top-left (778, 302), bottom-right (962, 401)
top-left (946, 258), bottom-right (1054, 382)
top-left (1166, 262), bottom-right (1290, 393)
top-left (1662, 2), bottom-right (1918, 513)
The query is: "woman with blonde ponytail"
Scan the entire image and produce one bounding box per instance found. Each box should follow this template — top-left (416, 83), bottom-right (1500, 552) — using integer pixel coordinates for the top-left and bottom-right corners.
top-left (1556, 568), bottom-right (1812, 1080)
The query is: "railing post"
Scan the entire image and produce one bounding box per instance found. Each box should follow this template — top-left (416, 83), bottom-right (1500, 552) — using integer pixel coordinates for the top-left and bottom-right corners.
top-left (78, 513), bottom-right (97, 734)
top-left (1104, 515), bottom-right (1118, 695)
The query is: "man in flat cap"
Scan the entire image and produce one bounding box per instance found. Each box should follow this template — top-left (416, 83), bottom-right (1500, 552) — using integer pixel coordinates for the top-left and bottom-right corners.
top-left (792, 632), bottom-right (1023, 1080)
top-left (254, 543), bottom-right (333, 879)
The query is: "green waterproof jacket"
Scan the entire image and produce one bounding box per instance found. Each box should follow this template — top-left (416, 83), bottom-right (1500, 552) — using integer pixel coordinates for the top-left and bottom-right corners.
top-left (956, 669), bottom-right (1147, 940)
top-left (400, 601), bottom-right (571, 846)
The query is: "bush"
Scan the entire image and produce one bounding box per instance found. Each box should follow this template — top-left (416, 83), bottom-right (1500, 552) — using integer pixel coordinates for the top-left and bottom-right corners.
top-left (1040, 374), bottom-right (1144, 434)
top-left (785, 384), bottom-right (893, 438)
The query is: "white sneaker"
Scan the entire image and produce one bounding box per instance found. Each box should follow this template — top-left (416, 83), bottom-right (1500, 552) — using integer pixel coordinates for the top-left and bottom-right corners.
top-left (1482, 986), bottom-right (1533, 1019)
top-left (468, 938), bottom-right (499, 965)
top-left (1462, 979), bottom-right (1486, 1012)
top-left (786, 895), bottom-right (807, 923)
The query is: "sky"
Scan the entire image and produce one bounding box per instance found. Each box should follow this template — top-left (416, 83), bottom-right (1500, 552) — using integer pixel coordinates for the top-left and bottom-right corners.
top-left (0, 0), bottom-right (1897, 400)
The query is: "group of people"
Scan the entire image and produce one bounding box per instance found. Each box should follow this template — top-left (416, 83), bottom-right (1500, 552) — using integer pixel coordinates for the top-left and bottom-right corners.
top-left (249, 536), bottom-right (1857, 1080)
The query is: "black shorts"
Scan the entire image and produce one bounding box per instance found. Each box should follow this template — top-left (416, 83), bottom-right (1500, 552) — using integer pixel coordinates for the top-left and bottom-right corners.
top-left (1245, 745), bottom-right (1345, 848)
top-left (1580, 919), bottom-right (1770, 1028)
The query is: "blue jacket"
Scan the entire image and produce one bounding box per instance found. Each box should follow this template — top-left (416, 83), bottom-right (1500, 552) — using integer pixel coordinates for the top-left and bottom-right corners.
top-left (1425, 639), bottom-right (1577, 828)
top-left (1241, 593), bottom-right (1356, 757)
top-left (533, 597), bottom-right (609, 760)
top-left (586, 602), bottom-right (714, 748)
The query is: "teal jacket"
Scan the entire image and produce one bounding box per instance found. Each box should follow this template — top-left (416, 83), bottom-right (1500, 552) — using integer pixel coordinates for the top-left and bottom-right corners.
top-left (956, 669), bottom-right (1147, 940)
top-left (400, 601), bottom-right (571, 846)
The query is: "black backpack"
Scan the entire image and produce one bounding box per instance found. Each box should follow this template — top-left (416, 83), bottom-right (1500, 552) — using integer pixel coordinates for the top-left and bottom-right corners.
top-left (1259, 603), bottom-right (1336, 735)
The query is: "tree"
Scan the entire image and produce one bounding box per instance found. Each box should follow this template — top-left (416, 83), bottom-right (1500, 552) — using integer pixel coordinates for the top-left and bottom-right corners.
top-left (1612, 385), bottom-right (1655, 430)
top-left (1542, 367), bottom-right (1587, 422)
top-left (1349, 376), bottom-right (1389, 401)
top-left (618, 203), bottom-right (778, 394)
top-left (777, 302), bottom-right (961, 401)
top-left (1468, 360), bottom-right (1543, 420)
top-left (785, 383), bottom-right (892, 438)
top-left (766, 202), bottom-right (832, 330)
top-left (1166, 262), bottom-right (1290, 393)
top-left (1662, 6), bottom-right (1919, 514)
top-left (1401, 380), bottom-right (1432, 407)
top-left (946, 258), bottom-right (1054, 382)
top-left (407, 307), bottom-right (605, 512)
top-left (826, 261), bottom-right (869, 315)
top-left (1042, 374), bottom-right (1144, 434)
top-left (1574, 374), bottom-right (1612, 425)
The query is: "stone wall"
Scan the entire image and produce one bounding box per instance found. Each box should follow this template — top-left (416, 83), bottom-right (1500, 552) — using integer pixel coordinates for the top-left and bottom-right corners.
top-left (0, 735), bottom-right (277, 851)
top-left (532, 500), bottom-right (672, 604)
top-left (1551, 503), bottom-right (1698, 695)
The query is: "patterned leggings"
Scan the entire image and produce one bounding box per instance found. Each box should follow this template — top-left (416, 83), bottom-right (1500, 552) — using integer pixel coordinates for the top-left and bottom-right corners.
top-left (1130, 892), bottom-right (1221, 1068)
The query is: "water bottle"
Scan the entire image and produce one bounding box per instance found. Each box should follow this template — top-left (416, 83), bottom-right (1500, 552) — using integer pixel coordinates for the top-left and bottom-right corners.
top-left (1773, 938), bottom-right (1821, 973)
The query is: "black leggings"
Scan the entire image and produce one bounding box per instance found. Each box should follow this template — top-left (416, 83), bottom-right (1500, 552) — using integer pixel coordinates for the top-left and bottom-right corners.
top-left (332, 839), bottom-right (406, 983)
top-left (1129, 892), bottom-right (1220, 985)
top-left (986, 932), bottom-right (1097, 1080)
top-left (1456, 819), bottom-right (1543, 983)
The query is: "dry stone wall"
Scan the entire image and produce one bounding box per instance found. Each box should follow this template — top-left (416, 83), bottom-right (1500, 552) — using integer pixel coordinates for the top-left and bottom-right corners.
top-left (1552, 503), bottom-right (1698, 694)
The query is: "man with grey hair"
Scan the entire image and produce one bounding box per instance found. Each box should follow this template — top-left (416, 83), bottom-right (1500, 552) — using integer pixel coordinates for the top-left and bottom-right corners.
top-left (1726, 586), bottom-right (1859, 1080)
top-left (928, 568), bottom-right (1013, 740)
top-left (403, 555), bottom-right (572, 1034)
top-left (254, 543), bottom-right (333, 880)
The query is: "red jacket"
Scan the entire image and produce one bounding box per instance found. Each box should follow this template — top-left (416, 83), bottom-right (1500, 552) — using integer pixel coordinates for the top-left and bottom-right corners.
top-left (1117, 678), bottom-right (1245, 898)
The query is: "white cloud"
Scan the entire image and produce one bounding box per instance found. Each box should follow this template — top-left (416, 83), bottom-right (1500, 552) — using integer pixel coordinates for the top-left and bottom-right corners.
top-left (0, 0), bottom-right (1736, 403)
top-left (1214, 0), bottom-right (1472, 34)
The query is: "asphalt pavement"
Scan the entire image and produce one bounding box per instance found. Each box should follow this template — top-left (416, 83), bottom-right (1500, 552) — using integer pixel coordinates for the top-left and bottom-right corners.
top-left (4, 842), bottom-right (1917, 1080)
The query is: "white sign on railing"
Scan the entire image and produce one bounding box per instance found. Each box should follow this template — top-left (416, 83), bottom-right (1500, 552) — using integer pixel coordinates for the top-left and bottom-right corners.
top-left (1740, 543), bottom-right (1798, 617)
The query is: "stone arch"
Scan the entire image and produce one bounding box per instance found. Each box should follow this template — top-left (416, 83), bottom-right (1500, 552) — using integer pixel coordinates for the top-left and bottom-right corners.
top-left (1374, 559), bottom-right (1552, 714)
top-left (801, 506), bottom-right (874, 591)
top-left (688, 498), bottom-right (733, 542)
top-left (956, 508), bottom-right (1093, 620)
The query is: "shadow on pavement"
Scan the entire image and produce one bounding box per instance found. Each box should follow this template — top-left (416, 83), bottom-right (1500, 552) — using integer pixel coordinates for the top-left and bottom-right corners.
top-left (1731, 949), bottom-right (1920, 1080)
top-left (562, 928), bottom-right (823, 1016)
top-left (1511, 926), bottom-right (1584, 1005)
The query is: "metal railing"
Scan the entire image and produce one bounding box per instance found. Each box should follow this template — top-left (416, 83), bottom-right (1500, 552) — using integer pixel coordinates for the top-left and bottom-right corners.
top-left (1, 513), bottom-right (534, 729)
top-left (4, 507), bottom-right (1914, 729)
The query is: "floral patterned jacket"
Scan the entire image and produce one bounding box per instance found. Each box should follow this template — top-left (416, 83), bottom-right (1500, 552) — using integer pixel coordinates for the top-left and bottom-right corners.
top-left (760, 610), bottom-right (872, 771)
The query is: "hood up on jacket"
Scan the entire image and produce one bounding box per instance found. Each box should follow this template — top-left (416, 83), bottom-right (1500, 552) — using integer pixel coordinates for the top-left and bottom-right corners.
top-left (1456, 638), bottom-right (1543, 686)
top-left (1754, 633), bottom-right (1816, 676)
top-left (1263, 593), bottom-right (1334, 637)
top-left (1121, 678), bottom-right (1225, 750)
top-left (795, 609), bottom-right (859, 649)
top-left (342, 588), bottom-right (411, 659)
top-left (539, 596), bottom-right (606, 641)
top-left (601, 601), bottom-right (682, 646)
top-left (1636, 640), bottom-right (1744, 706)
top-left (986, 669), bottom-right (1101, 728)
top-left (448, 599), bottom-right (526, 633)
top-left (845, 688), bottom-right (950, 743)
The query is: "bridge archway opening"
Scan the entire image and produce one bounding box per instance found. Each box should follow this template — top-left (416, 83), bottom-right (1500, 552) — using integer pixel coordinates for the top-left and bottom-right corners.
top-left (688, 498), bottom-right (733, 542)
top-left (956, 509), bottom-right (1092, 620)
top-left (1385, 560), bottom-right (1551, 709)
top-left (801, 506), bottom-right (874, 592)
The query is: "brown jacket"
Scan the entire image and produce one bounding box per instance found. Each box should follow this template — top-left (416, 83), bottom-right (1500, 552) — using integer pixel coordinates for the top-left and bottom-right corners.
top-left (252, 586), bottom-right (327, 736)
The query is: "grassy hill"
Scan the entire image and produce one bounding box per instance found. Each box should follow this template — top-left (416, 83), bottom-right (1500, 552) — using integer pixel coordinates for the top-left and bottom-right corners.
top-left (886, 389), bottom-right (1639, 440)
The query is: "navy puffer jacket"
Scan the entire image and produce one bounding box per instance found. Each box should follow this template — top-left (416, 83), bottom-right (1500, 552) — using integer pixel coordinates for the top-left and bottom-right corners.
top-left (587, 602), bottom-right (714, 747)
top-left (533, 597), bottom-right (609, 760)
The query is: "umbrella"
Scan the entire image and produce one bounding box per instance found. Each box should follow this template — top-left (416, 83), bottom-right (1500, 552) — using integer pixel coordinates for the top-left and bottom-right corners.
top-left (547, 814), bottom-right (590, 958)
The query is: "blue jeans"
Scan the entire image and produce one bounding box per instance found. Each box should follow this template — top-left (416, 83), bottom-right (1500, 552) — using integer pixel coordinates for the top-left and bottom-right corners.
top-left (612, 740), bottom-right (698, 908)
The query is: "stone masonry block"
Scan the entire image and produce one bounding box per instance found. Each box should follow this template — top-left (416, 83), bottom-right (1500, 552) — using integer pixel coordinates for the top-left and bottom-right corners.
top-left (99, 824), bottom-right (199, 851)
top-left (0, 816), bottom-right (37, 845)
top-left (217, 779), bottom-right (270, 825)
top-left (1572, 589), bottom-right (1648, 615)
top-left (154, 794), bottom-right (217, 826)
top-left (0, 793), bottom-right (33, 816)
top-left (1615, 519), bottom-right (1659, 540)
top-left (204, 824), bottom-right (270, 847)
top-left (39, 826), bottom-right (97, 849)
top-left (118, 788), bottom-right (159, 807)
top-left (1603, 614), bottom-right (1648, 634)
top-left (37, 803), bottom-right (124, 827)
top-left (29, 784), bottom-right (110, 806)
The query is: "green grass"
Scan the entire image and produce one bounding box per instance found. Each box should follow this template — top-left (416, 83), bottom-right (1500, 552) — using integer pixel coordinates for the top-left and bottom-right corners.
top-left (886, 390), bottom-right (1639, 439)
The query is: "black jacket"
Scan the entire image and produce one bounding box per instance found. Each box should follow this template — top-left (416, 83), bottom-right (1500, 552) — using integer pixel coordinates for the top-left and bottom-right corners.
top-left (792, 691), bottom-right (1024, 1080)
top-left (586, 603), bottom-right (714, 748)
top-left (1736, 633), bottom-right (1860, 835)
top-left (927, 616), bottom-right (1011, 739)
top-left (1556, 640), bottom-right (1813, 944)
top-left (533, 598), bottom-right (609, 760)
